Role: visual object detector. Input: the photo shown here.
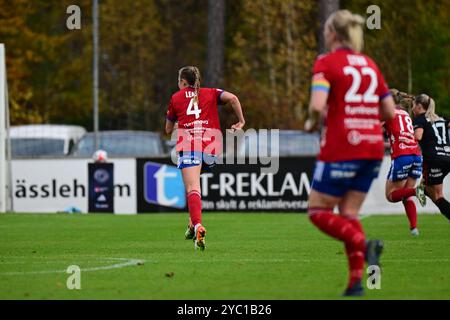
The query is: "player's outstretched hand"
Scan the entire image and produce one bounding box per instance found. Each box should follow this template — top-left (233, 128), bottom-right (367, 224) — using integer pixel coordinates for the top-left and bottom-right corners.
top-left (231, 121), bottom-right (245, 132)
top-left (304, 118), bottom-right (320, 132)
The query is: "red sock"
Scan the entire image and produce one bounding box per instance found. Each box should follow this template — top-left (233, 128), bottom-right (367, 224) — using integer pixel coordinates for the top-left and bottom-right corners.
top-left (187, 190), bottom-right (202, 226)
top-left (308, 208), bottom-right (366, 252)
top-left (389, 188), bottom-right (416, 202)
top-left (347, 217), bottom-right (364, 233)
top-left (403, 197), bottom-right (417, 229)
top-left (346, 248), bottom-right (365, 288)
top-left (343, 217), bottom-right (365, 288)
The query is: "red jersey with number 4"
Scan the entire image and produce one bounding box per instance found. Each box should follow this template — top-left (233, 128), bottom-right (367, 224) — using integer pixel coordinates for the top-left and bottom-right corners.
top-left (311, 48), bottom-right (391, 162)
top-left (166, 87), bottom-right (223, 154)
top-left (385, 108), bottom-right (421, 159)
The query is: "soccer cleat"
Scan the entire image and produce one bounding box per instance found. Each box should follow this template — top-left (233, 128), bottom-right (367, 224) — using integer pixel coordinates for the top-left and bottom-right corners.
top-left (410, 228), bottom-right (420, 236)
top-left (185, 224), bottom-right (195, 240)
top-left (416, 184), bottom-right (426, 207)
top-left (342, 281), bottom-right (364, 297)
top-left (194, 225), bottom-right (206, 251)
top-left (365, 239), bottom-right (384, 268)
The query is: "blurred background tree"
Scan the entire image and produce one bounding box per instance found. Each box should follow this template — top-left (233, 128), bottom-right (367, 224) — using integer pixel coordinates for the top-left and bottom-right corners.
top-left (318, 0), bottom-right (340, 54)
top-left (0, 0), bottom-right (449, 132)
top-left (0, 0), bottom-right (92, 126)
top-left (205, 0), bottom-right (225, 88)
top-left (343, 0), bottom-right (450, 117)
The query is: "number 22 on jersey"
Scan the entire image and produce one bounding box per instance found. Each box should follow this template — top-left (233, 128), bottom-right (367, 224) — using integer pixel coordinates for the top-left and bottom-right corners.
top-left (343, 66), bottom-right (378, 104)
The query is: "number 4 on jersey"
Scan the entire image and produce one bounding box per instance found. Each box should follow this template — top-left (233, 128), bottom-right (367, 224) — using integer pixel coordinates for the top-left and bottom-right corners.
top-left (187, 98), bottom-right (201, 119)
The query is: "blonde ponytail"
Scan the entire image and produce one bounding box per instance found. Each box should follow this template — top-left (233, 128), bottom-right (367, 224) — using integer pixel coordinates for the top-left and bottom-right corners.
top-left (326, 10), bottom-right (365, 52)
top-left (425, 98), bottom-right (441, 122)
top-left (415, 94), bottom-right (442, 123)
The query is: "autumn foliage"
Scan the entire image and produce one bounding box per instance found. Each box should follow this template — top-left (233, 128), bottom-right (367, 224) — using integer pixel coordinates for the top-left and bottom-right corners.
top-left (0, 0), bottom-right (449, 132)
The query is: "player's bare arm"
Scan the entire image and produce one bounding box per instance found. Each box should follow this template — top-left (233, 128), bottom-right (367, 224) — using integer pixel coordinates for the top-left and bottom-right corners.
top-left (220, 91), bottom-right (245, 131)
top-left (414, 128), bottom-right (424, 141)
top-left (305, 90), bottom-right (328, 132)
top-left (380, 95), bottom-right (396, 121)
top-left (165, 119), bottom-right (175, 135)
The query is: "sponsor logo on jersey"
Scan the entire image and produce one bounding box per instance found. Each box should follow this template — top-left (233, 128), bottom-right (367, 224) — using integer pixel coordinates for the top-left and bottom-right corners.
top-left (348, 130), bottom-right (383, 146)
top-left (348, 130), bottom-right (362, 146)
top-left (399, 143), bottom-right (418, 150)
top-left (345, 105), bottom-right (379, 116)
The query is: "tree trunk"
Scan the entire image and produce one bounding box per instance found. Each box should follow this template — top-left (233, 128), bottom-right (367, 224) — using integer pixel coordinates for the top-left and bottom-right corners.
top-left (284, 0), bottom-right (294, 111)
top-left (262, 0), bottom-right (278, 108)
top-left (205, 0), bottom-right (225, 88)
top-left (407, 42), bottom-right (412, 94)
top-left (318, 0), bottom-right (339, 54)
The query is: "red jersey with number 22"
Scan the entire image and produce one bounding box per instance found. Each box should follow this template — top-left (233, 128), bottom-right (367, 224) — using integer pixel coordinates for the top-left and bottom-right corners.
top-left (166, 87), bottom-right (223, 154)
top-left (312, 48), bottom-right (391, 162)
top-left (385, 108), bottom-right (421, 159)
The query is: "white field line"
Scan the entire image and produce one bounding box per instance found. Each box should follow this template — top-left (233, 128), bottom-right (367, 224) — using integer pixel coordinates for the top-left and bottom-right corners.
top-left (0, 257), bottom-right (144, 276)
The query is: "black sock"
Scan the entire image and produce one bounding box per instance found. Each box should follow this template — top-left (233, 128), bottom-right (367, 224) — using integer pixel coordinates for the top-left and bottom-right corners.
top-left (435, 198), bottom-right (450, 221)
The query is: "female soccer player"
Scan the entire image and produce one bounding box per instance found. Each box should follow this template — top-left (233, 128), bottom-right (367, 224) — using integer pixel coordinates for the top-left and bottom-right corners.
top-left (165, 66), bottom-right (245, 250)
top-left (412, 94), bottom-right (450, 221)
top-left (384, 90), bottom-right (425, 236)
top-left (305, 10), bottom-right (396, 296)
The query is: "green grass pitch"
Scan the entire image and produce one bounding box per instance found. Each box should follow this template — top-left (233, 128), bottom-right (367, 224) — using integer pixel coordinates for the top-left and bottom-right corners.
top-left (0, 213), bottom-right (449, 299)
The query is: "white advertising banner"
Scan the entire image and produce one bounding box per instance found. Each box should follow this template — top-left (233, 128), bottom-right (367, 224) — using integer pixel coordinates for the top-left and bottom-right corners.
top-left (12, 159), bottom-right (136, 214)
top-left (10, 156), bottom-right (450, 215)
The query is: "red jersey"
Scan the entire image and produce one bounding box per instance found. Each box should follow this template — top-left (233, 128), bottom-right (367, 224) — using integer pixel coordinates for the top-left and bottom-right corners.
top-left (385, 108), bottom-right (421, 159)
top-left (166, 87), bottom-right (223, 154)
top-left (311, 48), bottom-right (391, 162)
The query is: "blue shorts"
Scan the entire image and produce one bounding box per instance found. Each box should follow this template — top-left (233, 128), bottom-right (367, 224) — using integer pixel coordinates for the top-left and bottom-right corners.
top-left (312, 160), bottom-right (382, 197)
top-left (387, 155), bottom-right (422, 181)
top-left (177, 151), bottom-right (217, 171)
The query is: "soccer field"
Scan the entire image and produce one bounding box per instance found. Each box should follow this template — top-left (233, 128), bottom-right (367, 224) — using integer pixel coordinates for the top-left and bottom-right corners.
top-left (0, 213), bottom-right (449, 300)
